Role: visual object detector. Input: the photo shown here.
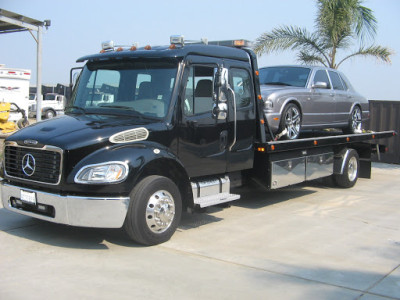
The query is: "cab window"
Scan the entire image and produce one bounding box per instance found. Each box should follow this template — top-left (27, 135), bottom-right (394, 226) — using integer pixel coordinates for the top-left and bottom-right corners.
top-left (230, 68), bottom-right (252, 108)
top-left (183, 66), bottom-right (215, 116)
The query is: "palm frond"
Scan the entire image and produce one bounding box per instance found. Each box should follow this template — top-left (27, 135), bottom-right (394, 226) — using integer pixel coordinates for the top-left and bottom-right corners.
top-left (336, 45), bottom-right (394, 68)
top-left (253, 25), bottom-right (330, 65)
top-left (297, 51), bottom-right (328, 67)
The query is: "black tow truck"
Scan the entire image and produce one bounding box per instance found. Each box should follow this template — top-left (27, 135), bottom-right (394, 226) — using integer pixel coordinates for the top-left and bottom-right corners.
top-left (1, 36), bottom-right (395, 245)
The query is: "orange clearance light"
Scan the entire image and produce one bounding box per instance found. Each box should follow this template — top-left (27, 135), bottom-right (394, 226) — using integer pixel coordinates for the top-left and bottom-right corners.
top-left (273, 117), bottom-right (279, 121)
top-left (258, 95), bottom-right (262, 100)
top-left (260, 119), bottom-right (265, 124)
top-left (144, 45), bottom-right (152, 50)
top-left (255, 70), bottom-right (259, 76)
top-left (271, 145), bottom-right (275, 151)
top-left (234, 40), bottom-right (245, 47)
top-left (169, 44), bottom-right (176, 49)
top-left (100, 49), bottom-right (106, 53)
top-left (314, 140), bottom-right (318, 146)
top-left (346, 137), bottom-right (350, 142)
top-left (257, 147), bottom-right (265, 152)
top-left (130, 45), bottom-right (137, 51)
top-left (116, 47), bottom-right (123, 52)
top-left (372, 134), bottom-right (375, 139)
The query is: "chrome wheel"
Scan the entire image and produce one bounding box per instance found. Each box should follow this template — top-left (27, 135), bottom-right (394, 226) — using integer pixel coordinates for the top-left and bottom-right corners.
top-left (347, 156), bottom-right (358, 182)
top-left (284, 105), bottom-right (301, 139)
top-left (350, 106), bottom-right (362, 133)
top-left (146, 190), bottom-right (176, 234)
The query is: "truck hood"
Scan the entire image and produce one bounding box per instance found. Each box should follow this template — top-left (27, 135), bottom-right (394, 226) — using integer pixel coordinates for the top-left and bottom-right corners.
top-left (6, 114), bottom-right (164, 150)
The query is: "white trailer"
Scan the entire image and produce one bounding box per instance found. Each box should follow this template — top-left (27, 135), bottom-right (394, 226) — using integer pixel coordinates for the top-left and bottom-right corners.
top-left (0, 65), bottom-right (31, 122)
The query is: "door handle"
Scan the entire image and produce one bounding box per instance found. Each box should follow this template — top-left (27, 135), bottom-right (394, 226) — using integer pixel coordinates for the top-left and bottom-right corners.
top-left (220, 130), bottom-right (228, 151)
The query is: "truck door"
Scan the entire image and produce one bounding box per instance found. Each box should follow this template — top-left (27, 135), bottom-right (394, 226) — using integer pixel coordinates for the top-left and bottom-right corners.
top-left (224, 60), bottom-right (256, 172)
top-left (177, 57), bottom-right (228, 177)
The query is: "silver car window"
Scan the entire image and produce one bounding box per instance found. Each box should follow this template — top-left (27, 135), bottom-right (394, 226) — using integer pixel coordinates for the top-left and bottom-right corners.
top-left (313, 70), bottom-right (331, 88)
top-left (328, 71), bottom-right (345, 90)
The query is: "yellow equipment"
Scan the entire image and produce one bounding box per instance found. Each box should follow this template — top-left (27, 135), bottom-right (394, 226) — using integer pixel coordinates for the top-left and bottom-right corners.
top-left (0, 102), bottom-right (18, 133)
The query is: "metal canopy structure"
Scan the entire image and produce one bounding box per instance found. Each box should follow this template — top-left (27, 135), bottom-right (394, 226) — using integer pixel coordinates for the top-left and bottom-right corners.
top-left (0, 9), bottom-right (50, 121)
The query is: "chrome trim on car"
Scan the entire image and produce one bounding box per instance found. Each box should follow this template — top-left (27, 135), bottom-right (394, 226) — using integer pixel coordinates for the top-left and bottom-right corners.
top-left (1, 182), bottom-right (130, 228)
top-left (3, 141), bottom-right (64, 185)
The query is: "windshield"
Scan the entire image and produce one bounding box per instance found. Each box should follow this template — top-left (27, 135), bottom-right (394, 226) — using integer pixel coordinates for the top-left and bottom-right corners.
top-left (259, 67), bottom-right (311, 87)
top-left (45, 94), bottom-right (56, 100)
top-left (69, 60), bottom-right (178, 119)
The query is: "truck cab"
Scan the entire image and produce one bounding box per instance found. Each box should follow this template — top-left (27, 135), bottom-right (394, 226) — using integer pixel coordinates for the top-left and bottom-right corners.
top-left (29, 93), bottom-right (65, 119)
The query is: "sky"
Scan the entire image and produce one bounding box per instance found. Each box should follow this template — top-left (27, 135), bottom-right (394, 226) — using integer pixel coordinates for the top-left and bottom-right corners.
top-left (1, 0), bottom-right (399, 100)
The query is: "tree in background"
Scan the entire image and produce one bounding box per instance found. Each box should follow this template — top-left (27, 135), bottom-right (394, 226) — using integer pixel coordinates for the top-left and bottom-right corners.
top-left (254, 0), bottom-right (393, 69)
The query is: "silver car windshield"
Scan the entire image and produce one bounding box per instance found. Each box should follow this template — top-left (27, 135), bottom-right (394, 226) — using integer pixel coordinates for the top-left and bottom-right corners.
top-left (259, 67), bottom-right (311, 88)
top-left (69, 60), bottom-right (178, 120)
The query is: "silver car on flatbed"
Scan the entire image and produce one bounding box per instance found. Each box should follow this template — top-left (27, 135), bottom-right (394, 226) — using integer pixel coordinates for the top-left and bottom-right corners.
top-left (259, 65), bottom-right (369, 139)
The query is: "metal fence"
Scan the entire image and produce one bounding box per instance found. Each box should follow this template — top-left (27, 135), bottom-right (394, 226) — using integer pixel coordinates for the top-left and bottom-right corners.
top-left (368, 100), bottom-right (400, 164)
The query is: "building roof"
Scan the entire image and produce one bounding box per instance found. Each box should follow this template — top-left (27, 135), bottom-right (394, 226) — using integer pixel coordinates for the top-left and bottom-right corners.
top-left (0, 9), bottom-right (47, 34)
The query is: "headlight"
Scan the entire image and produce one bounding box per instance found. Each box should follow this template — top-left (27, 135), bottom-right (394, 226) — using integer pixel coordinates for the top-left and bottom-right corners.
top-left (74, 161), bottom-right (129, 184)
top-left (264, 99), bottom-right (273, 110)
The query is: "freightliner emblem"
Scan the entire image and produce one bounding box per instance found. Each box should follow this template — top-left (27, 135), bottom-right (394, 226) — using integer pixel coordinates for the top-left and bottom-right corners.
top-left (22, 154), bottom-right (36, 176)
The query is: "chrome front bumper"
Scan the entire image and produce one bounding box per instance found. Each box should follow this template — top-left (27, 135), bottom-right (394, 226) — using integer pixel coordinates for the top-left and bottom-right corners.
top-left (1, 182), bottom-right (130, 228)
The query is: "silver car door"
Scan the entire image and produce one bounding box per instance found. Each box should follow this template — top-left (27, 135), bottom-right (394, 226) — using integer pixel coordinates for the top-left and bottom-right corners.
top-left (305, 69), bottom-right (335, 126)
top-left (328, 70), bottom-right (349, 124)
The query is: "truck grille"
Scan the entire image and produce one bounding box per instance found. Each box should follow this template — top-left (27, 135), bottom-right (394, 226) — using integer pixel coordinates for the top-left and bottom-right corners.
top-left (4, 145), bottom-right (62, 185)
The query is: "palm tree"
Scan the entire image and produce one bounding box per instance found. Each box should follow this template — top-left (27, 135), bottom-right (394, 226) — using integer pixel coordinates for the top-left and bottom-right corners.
top-left (254, 0), bottom-right (393, 69)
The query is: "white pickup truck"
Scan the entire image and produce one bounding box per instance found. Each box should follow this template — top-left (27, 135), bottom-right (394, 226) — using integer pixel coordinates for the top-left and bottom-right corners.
top-left (29, 93), bottom-right (65, 119)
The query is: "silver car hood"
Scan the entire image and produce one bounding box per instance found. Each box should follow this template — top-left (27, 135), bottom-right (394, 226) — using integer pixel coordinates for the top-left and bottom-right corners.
top-left (260, 85), bottom-right (303, 97)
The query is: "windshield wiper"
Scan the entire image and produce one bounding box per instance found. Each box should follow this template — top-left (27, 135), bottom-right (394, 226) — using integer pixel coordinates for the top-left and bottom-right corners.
top-left (264, 82), bottom-right (292, 86)
top-left (98, 105), bottom-right (135, 110)
top-left (65, 106), bottom-right (87, 114)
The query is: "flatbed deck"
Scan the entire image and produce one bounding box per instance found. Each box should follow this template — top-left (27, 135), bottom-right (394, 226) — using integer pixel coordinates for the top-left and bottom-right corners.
top-left (257, 130), bottom-right (397, 153)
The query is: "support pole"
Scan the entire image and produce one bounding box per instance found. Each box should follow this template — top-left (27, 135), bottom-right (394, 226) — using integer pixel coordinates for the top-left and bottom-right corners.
top-left (36, 26), bottom-right (42, 122)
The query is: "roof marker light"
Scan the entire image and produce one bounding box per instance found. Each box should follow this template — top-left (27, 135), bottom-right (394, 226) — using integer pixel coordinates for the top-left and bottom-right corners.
top-left (116, 47), bottom-right (123, 52)
top-left (101, 40), bottom-right (114, 51)
top-left (170, 35), bottom-right (185, 46)
top-left (144, 45), bottom-right (152, 50)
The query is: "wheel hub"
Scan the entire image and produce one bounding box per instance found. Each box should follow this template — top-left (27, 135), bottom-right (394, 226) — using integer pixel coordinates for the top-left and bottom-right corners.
top-left (285, 107), bottom-right (301, 139)
top-left (146, 190), bottom-right (175, 233)
top-left (347, 156), bottom-right (358, 181)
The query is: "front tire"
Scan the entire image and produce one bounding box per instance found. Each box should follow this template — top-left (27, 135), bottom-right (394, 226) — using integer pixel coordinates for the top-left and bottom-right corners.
top-left (280, 103), bottom-right (301, 140)
top-left (124, 175), bottom-right (182, 246)
top-left (45, 109), bottom-right (56, 119)
top-left (334, 149), bottom-right (359, 188)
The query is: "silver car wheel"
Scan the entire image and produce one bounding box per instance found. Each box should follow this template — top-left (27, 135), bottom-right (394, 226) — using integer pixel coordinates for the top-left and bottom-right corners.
top-left (146, 190), bottom-right (176, 234)
top-left (284, 106), bottom-right (301, 139)
top-left (350, 106), bottom-right (362, 132)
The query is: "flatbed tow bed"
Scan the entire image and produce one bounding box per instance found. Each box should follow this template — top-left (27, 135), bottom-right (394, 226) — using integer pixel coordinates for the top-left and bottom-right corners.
top-left (258, 130), bottom-right (396, 152)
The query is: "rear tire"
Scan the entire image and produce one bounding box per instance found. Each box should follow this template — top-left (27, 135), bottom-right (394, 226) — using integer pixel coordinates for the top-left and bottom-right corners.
top-left (334, 149), bottom-right (359, 188)
top-left (124, 175), bottom-right (182, 246)
top-left (343, 106), bottom-right (362, 134)
top-left (280, 103), bottom-right (301, 140)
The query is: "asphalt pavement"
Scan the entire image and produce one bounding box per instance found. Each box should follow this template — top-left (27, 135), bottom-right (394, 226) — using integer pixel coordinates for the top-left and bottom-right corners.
top-left (0, 162), bottom-right (399, 300)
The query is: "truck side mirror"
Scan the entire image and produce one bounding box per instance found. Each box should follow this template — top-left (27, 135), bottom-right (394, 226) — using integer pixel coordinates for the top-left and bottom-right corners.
top-left (70, 67), bottom-right (83, 89)
top-left (213, 67), bottom-right (229, 120)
